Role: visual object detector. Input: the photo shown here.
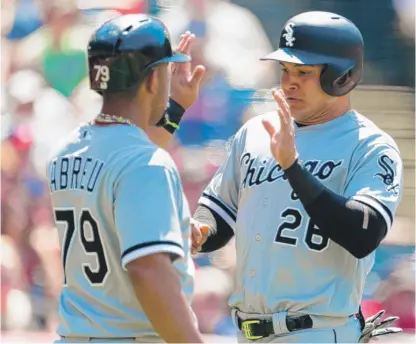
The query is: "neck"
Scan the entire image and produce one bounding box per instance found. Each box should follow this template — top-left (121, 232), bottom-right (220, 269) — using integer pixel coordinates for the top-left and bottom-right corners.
top-left (296, 97), bottom-right (351, 126)
top-left (100, 98), bottom-right (149, 131)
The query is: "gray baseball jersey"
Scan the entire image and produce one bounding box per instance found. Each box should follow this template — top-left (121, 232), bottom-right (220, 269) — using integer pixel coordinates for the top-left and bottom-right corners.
top-left (199, 110), bottom-right (403, 318)
top-left (47, 123), bottom-right (195, 338)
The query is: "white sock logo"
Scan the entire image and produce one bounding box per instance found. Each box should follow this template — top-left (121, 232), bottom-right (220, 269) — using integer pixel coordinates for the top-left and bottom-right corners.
top-left (282, 22), bottom-right (296, 47)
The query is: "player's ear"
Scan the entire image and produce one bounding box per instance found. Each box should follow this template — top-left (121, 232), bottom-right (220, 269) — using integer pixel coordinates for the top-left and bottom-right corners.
top-left (145, 69), bottom-right (158, 95)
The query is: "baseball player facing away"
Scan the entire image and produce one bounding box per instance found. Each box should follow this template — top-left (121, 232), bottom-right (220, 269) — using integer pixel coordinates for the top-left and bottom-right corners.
top-left (47, 14), bottom-right (205, 343)
top-left (191, 11), bottom-right (403, 343)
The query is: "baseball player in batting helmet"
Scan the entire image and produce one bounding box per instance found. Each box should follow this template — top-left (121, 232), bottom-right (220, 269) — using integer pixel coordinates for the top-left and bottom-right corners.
top-left (47, 13), bottom-right (205, 343)
top-left (191, 11), bottom-right (403, 343)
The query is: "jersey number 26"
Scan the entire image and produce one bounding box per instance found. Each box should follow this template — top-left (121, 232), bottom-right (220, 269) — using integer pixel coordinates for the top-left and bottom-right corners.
top-left (275, 208), bottom-right (329, 251)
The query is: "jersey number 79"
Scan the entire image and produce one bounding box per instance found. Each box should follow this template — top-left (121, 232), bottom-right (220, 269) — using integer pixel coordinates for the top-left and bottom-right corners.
top-left (54, 209), bottom-right (109, 286)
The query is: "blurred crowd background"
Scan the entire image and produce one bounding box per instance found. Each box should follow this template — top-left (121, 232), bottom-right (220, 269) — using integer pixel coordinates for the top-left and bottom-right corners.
top-left (1, 0), bottom-right (415, 342)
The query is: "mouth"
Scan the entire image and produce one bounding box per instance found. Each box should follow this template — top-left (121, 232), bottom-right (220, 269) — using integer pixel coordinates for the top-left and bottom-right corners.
top-left (286, 97), bottom-right (301, 103)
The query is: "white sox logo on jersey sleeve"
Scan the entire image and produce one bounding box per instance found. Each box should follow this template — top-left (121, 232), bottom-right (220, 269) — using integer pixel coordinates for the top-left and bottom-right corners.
top-left (374, 154), bottom-right (400, 196)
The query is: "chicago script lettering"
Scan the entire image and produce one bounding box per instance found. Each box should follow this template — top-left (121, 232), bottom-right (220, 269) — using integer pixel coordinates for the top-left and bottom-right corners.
top-left (240, 153), bottom-right (343, 194)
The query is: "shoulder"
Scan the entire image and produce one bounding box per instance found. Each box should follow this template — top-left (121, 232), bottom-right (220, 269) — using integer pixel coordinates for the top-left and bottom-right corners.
top-left (114, 145), bottom-right (180, 184)
top-left (47, 125), bottom-right (85, 164)
top-left (349, 111), bottom-right (400, 154)
top-left (346, 112), bottom-right (402, 172)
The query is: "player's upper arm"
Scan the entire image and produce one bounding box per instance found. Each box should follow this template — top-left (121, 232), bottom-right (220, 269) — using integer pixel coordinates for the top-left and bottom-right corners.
top-left (114, 163), bottom-right (184, 270)
top-left (343, 141), bottom-right (403, 231)
top-left (198, 129), bottom-right (245, 232)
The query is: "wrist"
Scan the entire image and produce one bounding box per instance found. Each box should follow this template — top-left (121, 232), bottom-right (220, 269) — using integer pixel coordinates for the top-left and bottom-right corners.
top-left (281, 155), bottom-right (299, 171)
top-left (158, 98), bottom-right (185, 134)
top-left (283, 158), bottom-right (325, 205)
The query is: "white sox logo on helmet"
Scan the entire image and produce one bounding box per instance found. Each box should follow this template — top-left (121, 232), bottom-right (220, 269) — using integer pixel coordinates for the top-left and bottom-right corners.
top-left (282, 22), bottom-right (296, 47)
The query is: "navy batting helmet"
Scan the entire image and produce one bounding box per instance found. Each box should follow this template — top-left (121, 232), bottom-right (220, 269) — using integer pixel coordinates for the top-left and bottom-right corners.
top-left (261, 11), bottom-right (364, 97)
top-left (87, 14), bottom-right (189, 94)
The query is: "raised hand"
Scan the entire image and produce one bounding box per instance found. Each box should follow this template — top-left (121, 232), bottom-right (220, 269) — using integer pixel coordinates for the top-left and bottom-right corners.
top-left (262, 89), bottom-right (298, 170)
top-left (170, 32), bottom-right (206, 110)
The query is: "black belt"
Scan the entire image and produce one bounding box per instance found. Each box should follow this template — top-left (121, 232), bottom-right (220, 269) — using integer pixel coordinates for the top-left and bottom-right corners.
top-left (237, 314), bottom-right (313, 340)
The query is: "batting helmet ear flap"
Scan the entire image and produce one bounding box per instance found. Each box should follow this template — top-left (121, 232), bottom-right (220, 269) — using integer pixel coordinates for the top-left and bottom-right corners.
top-left (320, 64), bottom-right (360, 97)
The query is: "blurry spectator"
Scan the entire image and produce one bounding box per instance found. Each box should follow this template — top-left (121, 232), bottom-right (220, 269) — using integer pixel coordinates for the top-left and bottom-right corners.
top-left (375, 254), bottom-right (416, 332)
top-left (1, 235), bottom-right (33, 331)
top-left (7, 69), bottom-right (46, 126)
top-left (192, 266), bottom-right (235, 336)
top-left (173, 29), bottom-right (255, 147)
top-left (12, 0), bottom-right (91, 97)
top-left (6, 0), bottom-right (44, 40)
top-left (159, 0), bottom-right (278, 89)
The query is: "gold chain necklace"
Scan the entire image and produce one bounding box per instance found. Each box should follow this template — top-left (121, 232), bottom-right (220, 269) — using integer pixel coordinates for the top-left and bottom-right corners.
top-left (93, 113), bottom-right (134, 127)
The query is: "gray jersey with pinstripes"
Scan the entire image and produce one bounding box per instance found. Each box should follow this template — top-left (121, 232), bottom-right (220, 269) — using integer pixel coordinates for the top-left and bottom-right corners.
top-left (47, 123), bottom-right (195, 338)
top-left (199, 110), bottom-right (403, 318)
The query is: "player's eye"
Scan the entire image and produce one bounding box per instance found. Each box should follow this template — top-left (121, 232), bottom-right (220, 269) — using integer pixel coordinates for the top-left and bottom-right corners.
top-left (280, 67), bottom-right (288, 73)
top-left (299, 70), bottom-right (311, 75)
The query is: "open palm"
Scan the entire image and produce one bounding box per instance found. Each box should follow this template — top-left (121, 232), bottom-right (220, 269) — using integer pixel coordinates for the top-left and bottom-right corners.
top-left (262, 89), bottom-right (298, 170)
top-left (170, 32), bottom-right (206, 110)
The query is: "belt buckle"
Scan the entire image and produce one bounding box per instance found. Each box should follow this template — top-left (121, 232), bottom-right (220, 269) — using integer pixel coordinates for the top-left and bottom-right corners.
top-left (241, 320), bottom-right (263, 340)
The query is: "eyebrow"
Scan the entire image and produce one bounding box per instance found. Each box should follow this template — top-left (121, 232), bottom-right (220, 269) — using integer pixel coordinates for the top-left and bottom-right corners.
top-left (279, 62), bottom-right (318, 68)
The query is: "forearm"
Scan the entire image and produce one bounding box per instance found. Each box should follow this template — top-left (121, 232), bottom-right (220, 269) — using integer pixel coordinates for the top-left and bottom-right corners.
top-left (127, 256), bottom-right (203, 343)
top-left (193, 205), bottom-right (234, 253)
top-left (284, 159), bottom-right (387, 258)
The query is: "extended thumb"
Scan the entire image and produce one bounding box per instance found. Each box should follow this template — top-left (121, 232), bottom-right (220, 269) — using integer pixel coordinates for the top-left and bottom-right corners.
top-left (190, 65), bottom-right (206, 87)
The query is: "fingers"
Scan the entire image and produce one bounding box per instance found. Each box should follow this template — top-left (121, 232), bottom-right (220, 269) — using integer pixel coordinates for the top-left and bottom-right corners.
top-left (376, 316), bottom-right (400, 329)
top-left (190, 221), bottom-right (210, 255)
top-left (173, 32), bottom-right (192, 74)
top-left (370, 327), bottom-right (402, 338)
top-left (272, 88), bottom-right (291, 134)
top-left (175, 32), bottom-right (194, 76)
top-left (200, 224), bottom-right (210, 235)
top-left (182, 33), bottom-right (195, 55)
top-left (367, 310), bottom-right (385, 324)
top-left (177, 31), bottom-right (191, 53)
top-left (189, 65), bottom-right (206, 88)
top-left (262, 118), bottom-right (276, 138)
top-left (191, 223), bottom-right (202, 244)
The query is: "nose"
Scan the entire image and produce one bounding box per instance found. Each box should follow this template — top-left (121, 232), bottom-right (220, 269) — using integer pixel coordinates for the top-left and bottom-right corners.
top-left (287, 84), bottom-right (298, 91)
top-left (281, 73), bottom-right (299, 92)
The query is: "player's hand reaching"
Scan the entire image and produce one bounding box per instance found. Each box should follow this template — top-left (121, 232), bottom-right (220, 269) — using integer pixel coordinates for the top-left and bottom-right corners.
top-left (170, 32), bottom-right (206, 110)
top-left (262, 89), bottom-right (299, 170)
top-left (190, 218), bottom-right (210, 255)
